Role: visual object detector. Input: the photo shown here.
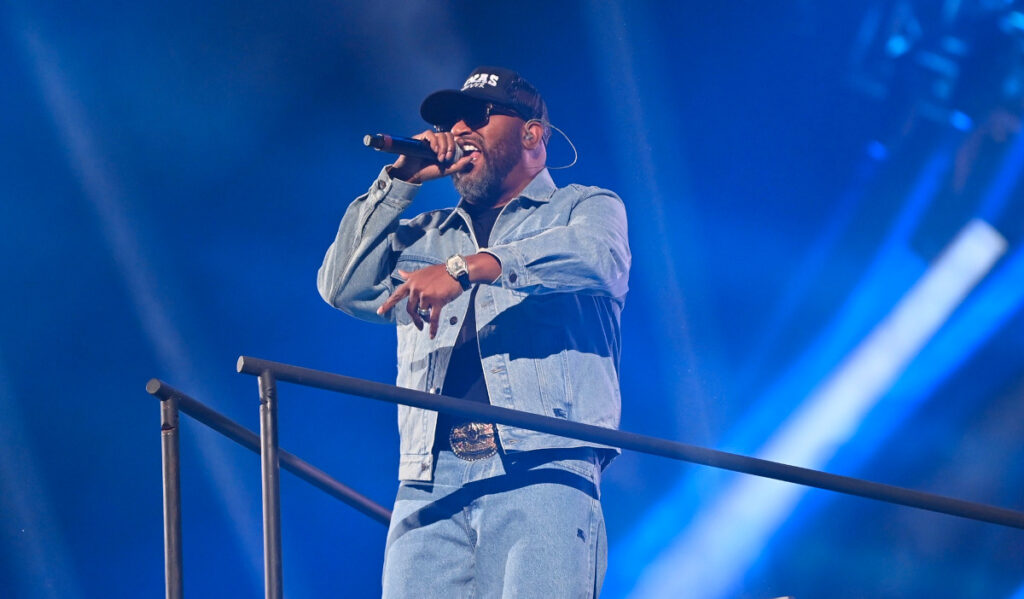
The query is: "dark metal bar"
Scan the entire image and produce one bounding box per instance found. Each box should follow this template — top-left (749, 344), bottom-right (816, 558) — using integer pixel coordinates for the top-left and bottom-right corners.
top-left (236, 355), bottom-right (1024, 531)
top-left (145, 379), bottom-right (391, 523)
top-left (258, 371), bottom-right (283, 599)
top-left (151, 379), bottom-right (184, 599)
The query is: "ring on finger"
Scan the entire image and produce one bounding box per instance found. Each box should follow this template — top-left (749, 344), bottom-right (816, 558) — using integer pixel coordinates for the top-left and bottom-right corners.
top-left (416, 305), bottom-right (431, 319)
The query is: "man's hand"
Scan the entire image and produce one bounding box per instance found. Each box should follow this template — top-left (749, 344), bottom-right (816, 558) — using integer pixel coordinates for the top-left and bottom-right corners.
top-left (377, 264), bottom-right (463, 338)
top-left (389, 130), bottom-right (473, 184)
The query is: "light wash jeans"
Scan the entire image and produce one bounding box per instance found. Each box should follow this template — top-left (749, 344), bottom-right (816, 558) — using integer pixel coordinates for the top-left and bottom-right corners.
top-left (381, 448), bottom-right (607, 598)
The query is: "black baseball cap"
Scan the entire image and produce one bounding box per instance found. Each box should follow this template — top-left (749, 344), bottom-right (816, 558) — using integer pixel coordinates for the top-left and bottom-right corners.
top-left (420, 66), bottom-right (548, 128)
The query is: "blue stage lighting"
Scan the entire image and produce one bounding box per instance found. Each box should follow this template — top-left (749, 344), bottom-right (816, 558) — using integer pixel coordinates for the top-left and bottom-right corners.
top-left (949, 110), bottom-right (973, 131)
top-left (626, 220), bottom-right (1006, 599)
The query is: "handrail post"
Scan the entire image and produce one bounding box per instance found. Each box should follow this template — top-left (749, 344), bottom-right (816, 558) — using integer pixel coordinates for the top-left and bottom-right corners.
top-left (258, 370), bottom-right (284, 599)
top-left (159, 390), bottom-right (183, 599)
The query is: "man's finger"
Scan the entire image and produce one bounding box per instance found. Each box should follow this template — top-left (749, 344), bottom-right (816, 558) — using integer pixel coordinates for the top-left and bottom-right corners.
top-left (377, 283), bottom-right (409, 315)
top-left (443, 155), bottom-right (473, 177)
top-left (435, 133), bottom-right (450, 162)
top-left (406, 290), bottom-right (424, 330)
top-left (442, 132), bottom-right (456, 162)
top-left (429, 305), bottom-right (441, 339)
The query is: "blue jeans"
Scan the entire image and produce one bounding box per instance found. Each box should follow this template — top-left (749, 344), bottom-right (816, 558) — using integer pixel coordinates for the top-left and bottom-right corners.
top-left (382, 448), bottom-right (607, 598)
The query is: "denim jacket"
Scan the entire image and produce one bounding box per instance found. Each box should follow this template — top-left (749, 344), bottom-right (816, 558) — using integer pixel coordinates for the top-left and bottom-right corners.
top-left (318, 167), bottom-right (630, 481)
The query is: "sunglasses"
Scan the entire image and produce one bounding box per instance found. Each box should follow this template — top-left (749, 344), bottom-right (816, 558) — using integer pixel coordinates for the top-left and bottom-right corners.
top-left (434, 102), bottom-right (525, 133)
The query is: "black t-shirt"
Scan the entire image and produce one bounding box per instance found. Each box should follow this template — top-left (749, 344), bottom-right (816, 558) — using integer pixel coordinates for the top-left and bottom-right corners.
top-left (434, 202), bottom-right (503, 450)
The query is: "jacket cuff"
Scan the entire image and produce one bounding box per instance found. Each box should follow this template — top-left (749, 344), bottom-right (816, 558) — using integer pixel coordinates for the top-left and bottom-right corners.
top-left (479, 246), bottom-right (526, 290)
top-left (369, 166), bottom-right (421, 209)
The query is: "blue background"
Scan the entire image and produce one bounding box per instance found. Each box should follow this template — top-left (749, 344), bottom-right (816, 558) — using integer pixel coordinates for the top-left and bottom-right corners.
top-left (3, 1), bottom-right (1024, 597)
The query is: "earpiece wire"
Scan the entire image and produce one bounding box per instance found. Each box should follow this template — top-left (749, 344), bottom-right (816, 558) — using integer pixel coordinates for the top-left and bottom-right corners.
top-left (525, 119), bottom-right (578, 170)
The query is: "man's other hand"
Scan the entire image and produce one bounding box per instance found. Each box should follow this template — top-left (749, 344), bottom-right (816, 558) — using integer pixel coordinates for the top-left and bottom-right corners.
top-left (377, 264), bottom-right (464, 338)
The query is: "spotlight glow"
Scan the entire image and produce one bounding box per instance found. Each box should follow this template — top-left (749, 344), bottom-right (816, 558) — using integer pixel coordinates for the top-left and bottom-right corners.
top-left (629, 219), bottom-right (1007, 599)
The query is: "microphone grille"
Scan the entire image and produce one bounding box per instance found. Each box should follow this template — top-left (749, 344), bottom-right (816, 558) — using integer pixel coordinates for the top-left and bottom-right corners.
top-left (363, 133), bottom-right (388, 150)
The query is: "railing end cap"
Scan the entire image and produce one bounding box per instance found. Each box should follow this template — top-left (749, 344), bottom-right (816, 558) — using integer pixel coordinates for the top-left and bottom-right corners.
top-left (146, 378), bottom-right (164, 396)
top-left (236, 355), bottom-right (258, 374)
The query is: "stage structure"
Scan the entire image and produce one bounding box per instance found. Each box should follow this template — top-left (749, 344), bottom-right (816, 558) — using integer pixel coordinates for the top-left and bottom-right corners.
top-left (146, 356), bottom-right (1024, 599)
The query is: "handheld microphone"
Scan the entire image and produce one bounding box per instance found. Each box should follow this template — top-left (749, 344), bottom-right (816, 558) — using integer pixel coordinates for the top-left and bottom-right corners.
top-left (363, 134), bottom-right (464, 163)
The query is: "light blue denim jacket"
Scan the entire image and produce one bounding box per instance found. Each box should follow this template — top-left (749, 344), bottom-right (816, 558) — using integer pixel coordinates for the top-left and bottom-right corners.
top-left (318, 167), bottom-right (630, 481)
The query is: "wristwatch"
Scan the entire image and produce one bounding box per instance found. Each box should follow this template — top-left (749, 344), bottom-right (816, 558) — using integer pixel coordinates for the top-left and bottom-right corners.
top-left (445, 254), bottom-right (472, 290)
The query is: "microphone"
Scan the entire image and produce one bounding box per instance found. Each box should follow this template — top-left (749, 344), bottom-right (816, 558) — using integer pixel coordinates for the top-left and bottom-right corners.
top-left (363, 134), bottom-right (464, 163)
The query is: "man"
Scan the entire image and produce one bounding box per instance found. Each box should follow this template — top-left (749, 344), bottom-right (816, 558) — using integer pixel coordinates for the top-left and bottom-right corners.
top-left (318, 66), bottom-right (629, 598)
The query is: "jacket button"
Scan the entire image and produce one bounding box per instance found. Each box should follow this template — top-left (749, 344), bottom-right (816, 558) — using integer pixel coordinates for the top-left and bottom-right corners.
top-left (449, 316), bottom-right (458, 325)
top-left (508, 272), bottom-right (518, 283)
top-left (377, 179), bottom-right (386, 190)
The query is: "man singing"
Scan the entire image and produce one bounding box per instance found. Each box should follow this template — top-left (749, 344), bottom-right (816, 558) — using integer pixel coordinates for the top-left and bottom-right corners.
top-left (318, 66), bottom-right (630, 598)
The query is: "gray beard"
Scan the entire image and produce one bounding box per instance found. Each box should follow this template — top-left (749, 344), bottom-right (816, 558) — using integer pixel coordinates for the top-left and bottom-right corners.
top-left (453, 135), bottom-right (521, 205)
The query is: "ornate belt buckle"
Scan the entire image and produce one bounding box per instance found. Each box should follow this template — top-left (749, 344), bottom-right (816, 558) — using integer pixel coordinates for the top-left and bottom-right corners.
top-left (449, 422), bottom-right (498, 461)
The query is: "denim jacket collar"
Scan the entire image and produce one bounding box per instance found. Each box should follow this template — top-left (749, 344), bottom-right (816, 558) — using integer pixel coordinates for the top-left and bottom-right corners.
top-left (439, 168), bottom-right (557, 231)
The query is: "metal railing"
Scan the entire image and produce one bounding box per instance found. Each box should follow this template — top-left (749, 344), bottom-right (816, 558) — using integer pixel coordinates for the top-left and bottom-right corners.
top-left (146, 378), bottom-right (391, 599)
top-left (148, 356), bottom-right (1024, 599)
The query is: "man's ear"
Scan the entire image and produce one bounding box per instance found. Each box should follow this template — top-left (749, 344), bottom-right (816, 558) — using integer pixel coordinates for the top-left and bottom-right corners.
top-left (523, 119), bottom-right (545, 149)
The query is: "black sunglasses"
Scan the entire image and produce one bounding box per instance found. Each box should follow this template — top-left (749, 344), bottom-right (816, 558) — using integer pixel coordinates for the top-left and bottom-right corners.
top-left (434, 102), bottom-right (525, 133)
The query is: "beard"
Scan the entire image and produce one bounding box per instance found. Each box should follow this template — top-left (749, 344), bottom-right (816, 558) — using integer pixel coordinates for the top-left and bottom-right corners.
top-left (452, 133), bottom-right (521, 205)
